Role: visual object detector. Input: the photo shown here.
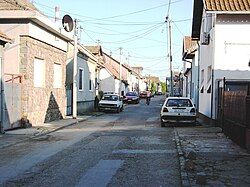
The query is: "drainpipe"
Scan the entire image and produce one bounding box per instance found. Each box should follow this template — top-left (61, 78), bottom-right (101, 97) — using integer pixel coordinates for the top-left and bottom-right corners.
top-left (211, 13), bottom-right (216, 120)
top-left (0, 46), bottom-right (4, 133)
top-left (197, 41), bottom-right (200, 112)
top-left (211, 69), bottom-right (214, 119)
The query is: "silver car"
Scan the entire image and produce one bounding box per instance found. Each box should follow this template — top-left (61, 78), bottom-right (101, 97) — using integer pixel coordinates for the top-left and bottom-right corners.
top-left (160, 97), bottom-right (196, 127)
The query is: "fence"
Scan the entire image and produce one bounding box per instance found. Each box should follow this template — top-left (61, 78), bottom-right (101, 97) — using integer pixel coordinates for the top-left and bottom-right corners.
top-left (219, 80), bottom-right (250, 149)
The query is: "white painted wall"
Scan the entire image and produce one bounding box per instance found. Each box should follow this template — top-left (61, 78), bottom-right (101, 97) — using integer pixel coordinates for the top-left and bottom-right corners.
top-left (29, 23), bottom-right (68, 52)
top-left (191, 51), bottom-right (199, 107)
top-left (99, 68), bottom-right (116, 94)
top-left (77, 56), bottom-right (96, 102)
top-left (214, 15), bottom-right (250, 74)
top-left (199, 13), bottom-right (250, 119)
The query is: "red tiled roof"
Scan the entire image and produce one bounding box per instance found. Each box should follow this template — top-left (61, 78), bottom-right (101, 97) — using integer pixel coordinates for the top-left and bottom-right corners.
top-left (183, 36), bottom-right (197, 55)
top-left (204, 0), bottom-right (250, 11)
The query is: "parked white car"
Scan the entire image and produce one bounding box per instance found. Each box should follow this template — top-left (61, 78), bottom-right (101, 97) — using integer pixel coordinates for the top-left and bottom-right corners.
top-left (160, 97), bottom-right (196, 127)
top-left (98, 94), bottom-right (124, 113)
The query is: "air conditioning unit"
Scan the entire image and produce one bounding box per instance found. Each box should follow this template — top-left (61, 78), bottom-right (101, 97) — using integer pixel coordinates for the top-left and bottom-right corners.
top-left (201, 32), bottom-right (210, 45)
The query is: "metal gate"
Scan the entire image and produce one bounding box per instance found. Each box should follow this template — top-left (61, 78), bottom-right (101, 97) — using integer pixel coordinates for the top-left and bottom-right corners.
top-left (2, 74), bottom-right (22, 130)
top-left (218, 79), bottom-right (249, 149)
top-left (66, 84), bottom-right (73, 115)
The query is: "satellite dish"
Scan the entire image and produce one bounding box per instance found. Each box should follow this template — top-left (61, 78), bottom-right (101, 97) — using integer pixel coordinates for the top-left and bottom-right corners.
top-left (62, 15), bottom-right (74, 32)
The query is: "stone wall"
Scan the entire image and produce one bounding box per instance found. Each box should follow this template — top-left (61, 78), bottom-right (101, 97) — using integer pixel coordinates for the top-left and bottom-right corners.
top-left (20, 36), bottom-right (67, 126)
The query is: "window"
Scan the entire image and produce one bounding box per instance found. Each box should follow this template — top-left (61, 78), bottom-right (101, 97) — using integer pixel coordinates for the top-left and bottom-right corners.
top-left (34, 58), bottom-right (45, 87)
top-left (201, 69), bottom-right (204, 83)
top-left (53, 63), bottom-right (62, 88)
top-left (79, 68), bottom-right (84, 91)
top-left (207, 85), bottom-right (211, 93)
top-left (166, 99), bottom-right (192, 107)
top-left (207, 65), bottom-right (212, 82)
top-left (200, 86), bottom-right (204, 93)
top-left (89, 72), bottom-right (92, 91)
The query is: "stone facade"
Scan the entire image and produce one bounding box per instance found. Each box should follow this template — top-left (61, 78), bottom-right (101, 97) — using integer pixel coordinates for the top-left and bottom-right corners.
top-left (20, 36), bottom-right (67, 126)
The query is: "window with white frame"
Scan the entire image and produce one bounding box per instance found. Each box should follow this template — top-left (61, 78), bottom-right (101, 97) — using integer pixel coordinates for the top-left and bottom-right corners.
top-left (53, 63), bottom-right (62, 88)
top-left (79, 68), bottom-right (84, 91)
top-left (34, 58), bottom-right (45, 87)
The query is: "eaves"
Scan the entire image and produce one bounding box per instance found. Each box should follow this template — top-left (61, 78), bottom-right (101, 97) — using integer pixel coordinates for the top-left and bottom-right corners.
top-left (0, 10), bottom-right (73, 42)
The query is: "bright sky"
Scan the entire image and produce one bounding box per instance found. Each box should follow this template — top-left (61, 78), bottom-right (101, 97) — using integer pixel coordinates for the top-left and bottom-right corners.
top-left (33, 0), bottom-right (193, 81)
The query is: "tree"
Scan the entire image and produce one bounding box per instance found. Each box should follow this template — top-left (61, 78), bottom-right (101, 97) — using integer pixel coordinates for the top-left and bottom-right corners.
top-left (161, 82), bottom-right (167, 93)
top-left (150, 82), bottom-right (157, 93)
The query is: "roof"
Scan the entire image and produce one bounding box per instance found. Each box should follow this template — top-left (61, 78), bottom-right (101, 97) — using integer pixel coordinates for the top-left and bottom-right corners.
top-left (0, 30), bottom-right (11, 43)
top-left (192, 0), bottom-right (250, 39)
top-left (0, 0), bottom-right (38, 11)
top-left (182, 36), bottom-right (197, 59)
top-left (204, 0), bottom-right (250, 11)
top-left (85, 46), bottom-right (103, 55)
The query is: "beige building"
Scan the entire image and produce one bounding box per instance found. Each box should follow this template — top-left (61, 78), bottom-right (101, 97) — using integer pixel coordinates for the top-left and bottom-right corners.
top-left (0, 0), bottom-right (72, 128)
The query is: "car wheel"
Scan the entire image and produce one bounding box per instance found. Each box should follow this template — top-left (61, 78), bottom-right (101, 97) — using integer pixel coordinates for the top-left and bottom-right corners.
top-left (121, 105), bottom-right (124, 111)
top-left (116, 107), bottom-right (120, 113)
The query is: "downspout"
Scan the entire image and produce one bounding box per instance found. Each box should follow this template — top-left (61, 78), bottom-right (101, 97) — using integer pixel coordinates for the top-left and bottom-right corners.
top-left (197, 41), bottom-right (200, 112)
top-left (211, 13), bottom-right (216, 120)
top-left (211, 69), bottom-right (214, 119)
top-left (0, 45), bottom-right (4, 133)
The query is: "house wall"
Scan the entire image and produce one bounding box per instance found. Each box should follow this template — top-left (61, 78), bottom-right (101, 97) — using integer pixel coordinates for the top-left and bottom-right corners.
top-left (76, 55), bottom-right (96, 114)
top-left (186, 71), bottom-right (191, 98)
top-left (199, 13), bottom-right (250, 119)
top-left (214, 14), bottom-right (250, 73)
top-left (0, 21), bottom-right (68, 75)
top-left (212, 14), bottom-right (250, 119)
top-left (191, 51), bottom-right (199, 107)
top-left (66, 43), bottom-right (97, 114)
top-left (99, 68), bottom-right (116, 93)
top-left (198, 34), bottom-right (214, 117)
top-left (20, 36), bottom-right (67, 125)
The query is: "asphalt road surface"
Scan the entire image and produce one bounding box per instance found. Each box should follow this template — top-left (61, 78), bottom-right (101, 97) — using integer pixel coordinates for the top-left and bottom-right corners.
top-left (1, 95), bottom-right (181, 187)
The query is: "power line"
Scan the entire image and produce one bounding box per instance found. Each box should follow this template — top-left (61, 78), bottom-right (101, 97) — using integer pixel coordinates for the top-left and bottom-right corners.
top-left (33, 0), bottom-right (183, 23)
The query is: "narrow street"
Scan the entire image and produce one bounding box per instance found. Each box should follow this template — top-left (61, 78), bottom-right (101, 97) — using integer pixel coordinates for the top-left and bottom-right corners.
top-left (0, 96), bottom-right (181, 187)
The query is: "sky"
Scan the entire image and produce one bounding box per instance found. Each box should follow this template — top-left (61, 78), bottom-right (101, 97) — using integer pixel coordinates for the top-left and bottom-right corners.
top-left (33, 0), bottom-right (194, 81)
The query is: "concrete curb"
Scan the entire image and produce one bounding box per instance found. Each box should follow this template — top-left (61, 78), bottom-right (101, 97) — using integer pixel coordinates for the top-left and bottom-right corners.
top-left (0, 117), bottom-right (90, 149)
top-left (174, 128), bottom-right (191, 187)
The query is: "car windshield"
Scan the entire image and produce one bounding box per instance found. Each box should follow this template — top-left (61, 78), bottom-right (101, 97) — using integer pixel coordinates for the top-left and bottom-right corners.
top-left (166, 99), bottom-right (192, 107)
top-left (102, 95), bottom-right (118, 101)
top-left (126, 92), bottom-right (137, 96)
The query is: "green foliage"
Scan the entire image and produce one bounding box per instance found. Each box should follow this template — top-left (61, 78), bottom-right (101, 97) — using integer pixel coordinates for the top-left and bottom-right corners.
top-left (150, 82), bottom-right (157, 93)
top-left (161, 82), bottom-right (167, 93)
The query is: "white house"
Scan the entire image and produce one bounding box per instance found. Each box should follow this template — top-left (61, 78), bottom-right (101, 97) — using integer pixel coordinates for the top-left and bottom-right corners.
top-left (102, 52), bottom-right (127, 95)
top-left (182, 36), bottom-right (199, 107)
top-left (66, 44), bottom-right (98, 115)
top-left (192, 0), bottom-right (250, 120)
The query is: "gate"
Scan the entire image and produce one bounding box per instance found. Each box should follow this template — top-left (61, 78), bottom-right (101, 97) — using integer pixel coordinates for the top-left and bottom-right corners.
top-left (218, 79), bottom-right (249, 149)
top-left (2, 74), bottom-right (22, 130)
top-left (66, 84), bottom-right (73, 115)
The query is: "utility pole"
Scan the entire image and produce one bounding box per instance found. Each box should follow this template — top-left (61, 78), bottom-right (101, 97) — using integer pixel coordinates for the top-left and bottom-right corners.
top-left (166, 16), bottom-right (173, 96)
top-left (72, 19), bottom-right (78, 119)
top-left (119, 47), bottom-right (122, 96)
